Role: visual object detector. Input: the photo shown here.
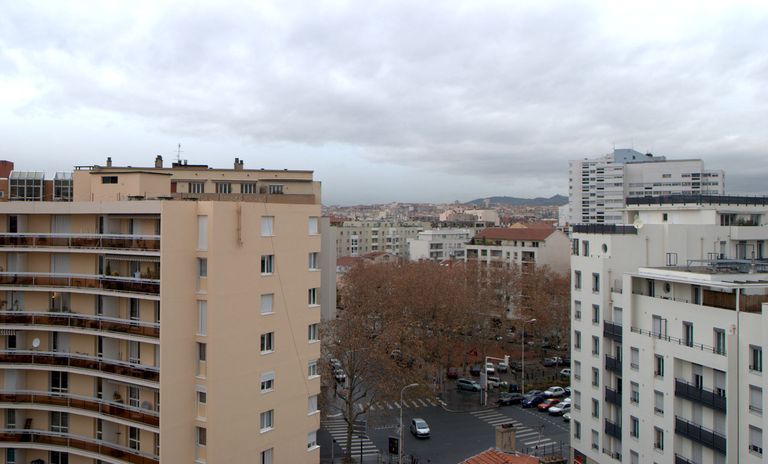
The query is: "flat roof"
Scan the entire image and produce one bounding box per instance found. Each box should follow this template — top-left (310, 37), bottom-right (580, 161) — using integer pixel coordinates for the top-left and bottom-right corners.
top-left (634, 266), bottom-right (768, 289)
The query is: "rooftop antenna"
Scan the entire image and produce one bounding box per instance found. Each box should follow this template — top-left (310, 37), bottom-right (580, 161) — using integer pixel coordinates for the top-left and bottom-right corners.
top-left (176, 144), bottom-right (182, 163)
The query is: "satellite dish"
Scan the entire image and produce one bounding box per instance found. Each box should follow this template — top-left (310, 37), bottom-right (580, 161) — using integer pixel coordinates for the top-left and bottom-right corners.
top-left (633, 218), bottom-right (644, 230)
top-left (32, 338), bottom-right (40, 349)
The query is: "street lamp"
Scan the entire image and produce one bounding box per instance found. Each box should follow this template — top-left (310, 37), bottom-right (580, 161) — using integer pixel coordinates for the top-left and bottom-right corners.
top-left (521, 318), bottom-right (537, 396)
top-left (399, 383), bottom-right (418, 463)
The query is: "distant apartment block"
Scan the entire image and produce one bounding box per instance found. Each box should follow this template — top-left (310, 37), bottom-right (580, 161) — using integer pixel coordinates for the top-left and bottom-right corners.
top-left (0, 156), bottom-right (321, 464)
top-left (439, 208), bottom-right (500, 226)
top-left (569, 149), bottom-right (724, 224)
top-left (465, 226), bottom-right (570, 275)
top-left (407, 228), bottom-right (472, 261)
top-left (570, 194), bottom-right (768, 464)
top-left (333, 220), bottom-right (428, 257)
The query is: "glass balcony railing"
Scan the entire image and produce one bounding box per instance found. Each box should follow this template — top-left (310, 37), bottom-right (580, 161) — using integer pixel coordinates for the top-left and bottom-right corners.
top-left (0, 311), bottom-right (159, 338)
top-left (0, 429), bottom-right (158, 464)
top-left (0, 350), bottom-right (159, 382)
top-left (0, 233), bottom-right (160, 252)
top-left (0, 390), bottom-right (158, 427)
top-left (0, 272), bottom-right (159, 296)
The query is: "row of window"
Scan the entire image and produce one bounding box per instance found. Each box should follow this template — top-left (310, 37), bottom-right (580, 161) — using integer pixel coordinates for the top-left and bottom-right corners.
top-left (573, 270), bottom-right (600, 292)
top-left (186, 182), bottom-right (285, 195)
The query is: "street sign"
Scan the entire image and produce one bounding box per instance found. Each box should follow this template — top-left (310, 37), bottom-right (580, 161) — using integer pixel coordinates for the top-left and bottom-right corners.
top-left (388, 436), bottom-right (399, 455)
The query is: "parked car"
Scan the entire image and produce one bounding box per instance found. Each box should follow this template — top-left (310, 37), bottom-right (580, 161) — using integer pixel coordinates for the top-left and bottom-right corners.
top-left (548, 398), bottom-right (571, 416)
top-left (486, 376), bottom-right (501, 389)
top-left (497, 392), bottom-right (524, 405)
top-left (564, 386), bottom-right (572, 397)
top-left (334, 369), bottom-right (346, 383)
top-left (560, 368), bottom-right (571, 379)
top-left (544, 386), bottom-right (565, 397)
top-left (446, 367), bottom-right (459, 379)
top-left (562, 412), bottom-right (571, 422)
top-left (485, 362), bottom-right (495, 374)
top-left (523, 390), bottom-right (542, 399)
top-left (522, 393), bottom-right (546, 408)
top-left (410, 418), bottom-right (431, 438)
top-left (497, 361), bottom-right (509, 373)
top-left (469, 365), bottom-right (482, 376)
top-left (537, 398), bottom-right (560, 411)
top-left (457, 378), bottom-right (481, 392)
top-left (542, 357), bottom-right (557, 367)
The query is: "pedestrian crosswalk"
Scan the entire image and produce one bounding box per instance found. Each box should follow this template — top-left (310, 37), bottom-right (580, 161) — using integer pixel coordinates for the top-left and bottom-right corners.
top-left (321, 418), bottom-right (380, 458)
top-left (362, 397), bottom-right (443, 411)
top-left (469, 410), bottom-right (559, 448)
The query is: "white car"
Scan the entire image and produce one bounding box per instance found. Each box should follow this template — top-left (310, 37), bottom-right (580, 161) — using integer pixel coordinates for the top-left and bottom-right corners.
top-left (485, 362), bottom-right (495, 374)
top-left (549, 401), bottom-right (571, 416)
top-left (486, 376), bottom-right (501, 389)
top-left (410, 418), bottom-right (430, 438)
top-left (497, 361), bottom-right (509, 372)
top-left (544, 386), bottom-right (565, 397)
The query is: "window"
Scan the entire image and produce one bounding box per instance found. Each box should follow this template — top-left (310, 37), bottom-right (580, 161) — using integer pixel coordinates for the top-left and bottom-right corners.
top-left (654, 427), bottom-right (664, 451)
top-left (574, 301), bottom-right (581, 320)
top-left (261, 255), bottom-right (274, 274)
top-left (654, 390), bottom-right (664, 414)
top-left (308, 430), bottom-right (318, 449)
top-left (5, 409), bottom-right (16, 429)
top-left (50, 411), bottom-right (68, 433)
top-left (308, 394), bottom-right (319, 414)
top-left (574, 391), bottom-right (581, 410)
top-left (592, 368), bottom-right (599, 387)
top-left (308, 359), bottom-right (318, 378)
top-left (751, 345), bottom-right (763, 372)
top-left (592, 304), bottom-right (599, 324)
top-left (750, 426), bottom-right (763, 455)
top-left (268, 184), bottom-right (283, 194)
top-left (196, 426), bottom-right (207, 446)
top-left (308, 216), bottom-right (319, 235)
top-left (261, 372), bottom-right (275, 393)
top-left (630, 450), bottom-right (639, 464)
top-left (50, 452), bottom-right (68, 464)
top-left (260, 332), bottom-right (274, 353)
top-left (592, 398), bottom-right (599, 418)
top-left (572, 238), bottom-right (580, 256)
top-left (129, 426), bottom-right (140, 450)
top-left (683, 321), bottom-right (693, 347)
top-left (241, 183), bottom-right (256, 194)
top-left (308, 288), bottom-right (318, 306)
top-left (630, 347), bottom-right (639, 370)
top-left (197, 215), bottom-right (208, 250)
top-left (592, 335), bottom-right (599, 355)
top-left (260, 410), bottom-right (274, 432)
top-left (51, 371), bottom-right (68, 393)
top-left (215, 182), bottom-right (232, 194)
top-left (260, 294), bottom-right (274, 315)
top-left (261, 216), bottom-right (274, 236)
top-left (630, 416), bottom-right (639, 438)
top-left (261, 448), bottom-right (274, 464)
top-left (591, 429), bottom-right (599, 450)
top-left (309, 252), bottom-right (319, 270)
top-left (198, 258), bottom-right (207, 277)
top-left (197, 390), bottom-right (207, 407)
top-left (574, 271), bottom-right (582, 289)
top-left (128, 386), bottom-right (139, 407)
top-left (574, 330), bottom-right (581, 350)
top-left (197, 301), bottom-right (207, 336)
top-left (5, 449), bottom-right (15, 464)
top-left (573, 420), bottom-right (581, 439)
top-left (630, 382), bottom-right (639, 404)
top-left (574, 361), bottom-right (581, 380)
top-left (582, 240), bottom-right (589, 256)
top-left (189, 182), bottom-right (204, 194)
top-left (592, 272), bottom-right (600, 292)
top-left (655, 355), bottom-right (664, 377)
top-left (197, 342), bottom-right (207, 362)
top-left (101, 176), bottom-right (118, 184)
top-left (714, 328), bottom-right (726, 355)
top-left (750, 385), bottom-right (763, 415)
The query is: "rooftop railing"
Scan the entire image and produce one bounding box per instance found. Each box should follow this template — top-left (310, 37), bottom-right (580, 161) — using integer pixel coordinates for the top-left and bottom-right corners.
top-left (0, 272), bottom-right (159, 296)
top-left (627, 194), bottom-right (768, 207)
top-left (571, 224), bottom-right (638, 235)
top-left (0, 311), bottom-right (159, 338)
top-left (0, 233), bottom-right (160, 252)
top-left (0, 350), bottom-right (159, 382)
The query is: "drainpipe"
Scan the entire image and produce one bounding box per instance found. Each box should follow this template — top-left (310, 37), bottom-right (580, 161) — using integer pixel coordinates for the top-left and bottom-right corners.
top-left (736, 287), bottom-right (740, 464)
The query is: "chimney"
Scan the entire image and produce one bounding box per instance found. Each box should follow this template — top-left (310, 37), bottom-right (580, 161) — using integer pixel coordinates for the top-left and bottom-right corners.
top-left (234, 157), bottom-right (244, 171)
top-left (495, 423), bottom-right (516, 453)
top-left (106, 157), bottom-right (112, 167)
top-left (155, 155), bottom-right (163, 168)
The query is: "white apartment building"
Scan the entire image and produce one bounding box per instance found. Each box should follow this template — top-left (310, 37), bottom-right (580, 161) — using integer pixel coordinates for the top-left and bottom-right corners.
top-left (569, 149), bottom-right (724, 224)
top-left (407, 228), bottom-right (472, 261)
top-left (465, 227), bottom-right (570, 275)
top-left (570, 195), bottom-right (768, 464)
top-left (333, 220), bottom-right (428, 258)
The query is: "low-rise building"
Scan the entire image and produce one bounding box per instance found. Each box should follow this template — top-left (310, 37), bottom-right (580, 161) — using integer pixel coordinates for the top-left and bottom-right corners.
top-left (407, 228), bottom-right (472, 261)
top-left (465, 226), bottom-right (570, 275)
top-left (333, 220), bottom-right (428, 257)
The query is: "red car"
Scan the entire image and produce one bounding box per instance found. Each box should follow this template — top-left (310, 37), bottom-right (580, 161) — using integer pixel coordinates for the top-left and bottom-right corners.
top-left (537, 398), bottom-right (560, 411)
top-left (447, 367), bottom-right (459, 379)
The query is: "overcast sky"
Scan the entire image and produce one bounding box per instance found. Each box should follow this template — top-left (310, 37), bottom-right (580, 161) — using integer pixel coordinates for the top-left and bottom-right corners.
top-left (1, 1), bottom-right (766, 205)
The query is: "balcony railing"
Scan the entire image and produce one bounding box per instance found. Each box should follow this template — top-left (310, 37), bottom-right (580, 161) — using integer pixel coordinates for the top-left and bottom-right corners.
top-left (605, 355), bottom-right (622, 374)
top-left (674, 454), bottom-right (698, 464)
top-left (674, 416), bottom-right (727, 455)
top-left (0, 311), bottom-right (159, 338)
top-left (630, 327), bottom-right (725, 356)
top-left (0, 233), bottom-right (160, 252)
top-left (0, 390), bottom-right (158, 427)
top-left (0, 272), bottom-right (159, 296)
top-left (674, 379), bottom-right (727, 412)
top-left (0, 350), bottom-right (159, 382)
top-left (0, 429), bottom-right (158, 464)
top-left (571, 224), bottom-right (638, 235)
top-left (605, 387), bottom-right (622, 406)
top-left (604, 419), bottom-right (622, 440)
top-left (603, 321), bottom-right (623, 342)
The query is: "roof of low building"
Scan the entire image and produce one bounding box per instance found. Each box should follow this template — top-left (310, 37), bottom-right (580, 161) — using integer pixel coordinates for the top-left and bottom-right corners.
top-left (475, 227), bottom-right (555, 241)
top-left (460, 448), bottom-right (539, 464)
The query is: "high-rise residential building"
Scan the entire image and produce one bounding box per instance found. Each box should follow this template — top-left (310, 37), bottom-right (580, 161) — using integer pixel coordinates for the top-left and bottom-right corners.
top-left (407, 228), bottom-right (472, 261)
top-left (333, 220), bottom-right (428, 258)
top-left (570, 194), bottom-right (768, 464)
top-left (0, 157), bottom-right (322, 464)
top-left (569, 149), bottom-right (724, 224)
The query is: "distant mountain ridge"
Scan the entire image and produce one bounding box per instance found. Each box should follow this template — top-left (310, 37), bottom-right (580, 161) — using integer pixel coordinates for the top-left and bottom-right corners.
top-left (466, 194), bottom-right (567, 206)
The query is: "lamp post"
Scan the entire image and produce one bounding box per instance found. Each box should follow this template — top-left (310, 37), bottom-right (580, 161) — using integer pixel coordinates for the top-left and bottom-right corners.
top-left (399, 383), bottom-right (418, 463)
top-left (521, 318), bottom-right (537, 396)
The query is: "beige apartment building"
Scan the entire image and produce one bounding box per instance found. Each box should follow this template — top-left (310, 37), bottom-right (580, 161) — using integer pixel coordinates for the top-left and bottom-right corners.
top-left (0, 157), bottom-right (322, 464)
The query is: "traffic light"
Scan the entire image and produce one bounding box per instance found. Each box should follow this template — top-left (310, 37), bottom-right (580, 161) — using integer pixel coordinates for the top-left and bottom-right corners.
top-left (388, 436), bottom-right (399, 455)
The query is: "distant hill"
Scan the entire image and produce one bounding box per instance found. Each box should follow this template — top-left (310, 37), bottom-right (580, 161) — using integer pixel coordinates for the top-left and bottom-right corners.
top-left (466, 194), bottom-right (567, 206)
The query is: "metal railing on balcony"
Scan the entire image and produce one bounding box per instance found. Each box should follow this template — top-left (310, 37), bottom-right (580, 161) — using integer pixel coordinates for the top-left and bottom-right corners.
top-left (0, 233), bottom-right (160, 252)
top-left (674, 416), bottom-right (727, 455)
top-left (630, 327), bottom-right (725, 355)
top-left (603, 321), bottom-right (623, 342)
top-left (605, 387), bottom-right (622, 406)
top-left (0, 272), bottom-right (159, 296)
top-left (0, 350), bottom-right (159, 382)
top-left (605, 355), bottom-right (622, 373)
top-left (674, 379), bottom-right (727, 412)
top-left (571, 224), bottom-right (638, 235)
top-left (0, 390), bottom-right (158, 427)
top-left (0, 311), bottom-right (159, 338)
top-left (0, 429), bottom-right (158, 464)
top-left (604, 420), bottom-right (622, 440)
top-left (627, 194), bottom-right (768, 207)
top-left (674, 454), bottom-right (698, 464)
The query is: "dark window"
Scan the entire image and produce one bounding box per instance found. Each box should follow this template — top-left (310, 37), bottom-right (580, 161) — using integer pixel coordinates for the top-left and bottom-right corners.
top-left (101, 176), bottom-right (118, 184)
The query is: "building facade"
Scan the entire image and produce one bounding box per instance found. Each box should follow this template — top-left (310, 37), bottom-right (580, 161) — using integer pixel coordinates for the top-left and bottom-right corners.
top-left (465, 227), bottom-right (570, 275)
top-left (569, 149), bottom-right (724, 224)
top-left (0, 157), bottom-right (322, 464)
top-left (333, 220), bottom-right (428, 258)
top-left (570, 195), bottom-right (768, 464)
top-left (407, 228), bottom-right (472, 261)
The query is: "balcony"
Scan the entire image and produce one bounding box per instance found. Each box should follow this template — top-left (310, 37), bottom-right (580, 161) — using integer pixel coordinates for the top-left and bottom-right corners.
top-left (0, 233), bottom-right (160, 253)
top-left (604, 419), bottom-right (622, 440)
top-left (604, 387), bottom-right (622, 406)
top-left (0, 390), bottom-right (158, 427)
top-left (572, 224), bottom-right (638, 235)
top-left (0, 311), bottom-right (159, 339)
top-left (674, 379), bottom-right (727, 412)
top-left (0, 272), bottom-right (159, 296)
top-left (0, 350), bottom-right (159, 383)
top-left (630, 327), bottom-right (725, 356)
top-left (605, 355), bottom-right (622, 374)
top-left (603, 321), bottom-right (622, 342)
top-left (0, 429), bottom-right (158, 464)
top-left (674, 416), bottom-right (727, 455)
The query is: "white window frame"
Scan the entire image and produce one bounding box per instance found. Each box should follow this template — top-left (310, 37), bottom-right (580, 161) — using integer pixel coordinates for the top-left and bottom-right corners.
top-left (308, 394), bottom-right (319, 415)
top-left (260, 409), bottom-right (274, 432)
top-left (260, 294), bottom-right (274, 315)
top-left (197, 300), bottom-right (207, 336)
top-left (308, 217), bottom-right (319, 235)
top-left (261, 448), bottom-right (274, 464)
top-left (308, 359), bottom-right (318, 378)
top-left (308, 288), bottom-right (318, 306)
top-left (307, 430), bottom-right (318, 450)
top-left (261, 372), bottom-right (275, 393)
top-left (261, 216), bottom-right (274, 237)
top-left (261, 255), bottom-right (274, 275)
top-left (308, 252), bottom-right (319, 270)
top-left (308, 323), bottom-right (319, 342)
top-left (260, 332), bottom-right (274, 354)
